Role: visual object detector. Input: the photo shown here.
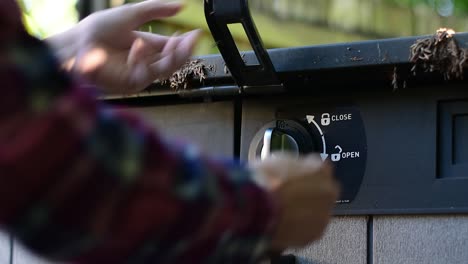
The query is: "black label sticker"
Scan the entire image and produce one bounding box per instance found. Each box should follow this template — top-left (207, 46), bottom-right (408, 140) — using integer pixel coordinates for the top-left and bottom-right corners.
top-left (278, 107), bottom-right (367, 204)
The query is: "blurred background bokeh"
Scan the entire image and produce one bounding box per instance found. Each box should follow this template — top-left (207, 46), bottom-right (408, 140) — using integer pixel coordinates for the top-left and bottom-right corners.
top-left (18, 0), bottom-right (468, 55)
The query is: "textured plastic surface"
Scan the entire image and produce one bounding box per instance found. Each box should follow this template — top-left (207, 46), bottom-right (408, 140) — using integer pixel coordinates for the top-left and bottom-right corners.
top-left (373, 216), bottom-right (468, 264)
top-left (286, 217), bottom-right (367, 264)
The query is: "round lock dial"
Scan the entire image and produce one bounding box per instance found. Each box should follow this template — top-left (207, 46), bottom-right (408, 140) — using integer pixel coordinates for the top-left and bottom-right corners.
top-left (249, 120), bottom-right (321, 161)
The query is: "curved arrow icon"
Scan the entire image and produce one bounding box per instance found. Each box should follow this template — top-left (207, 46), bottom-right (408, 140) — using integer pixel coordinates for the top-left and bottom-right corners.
top-left (307, 115), bottom-right (328, 161)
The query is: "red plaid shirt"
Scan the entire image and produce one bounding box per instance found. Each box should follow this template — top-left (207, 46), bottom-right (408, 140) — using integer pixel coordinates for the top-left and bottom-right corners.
top-left (0, 1), bottom-right (277, 263)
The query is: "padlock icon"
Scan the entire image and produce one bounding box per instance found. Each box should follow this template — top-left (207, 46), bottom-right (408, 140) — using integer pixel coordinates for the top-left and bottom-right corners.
top-left (331, 153), bottom-right (341, 162)
top-left (321, 113), bottom-right (331, 126)
top-left (331, 145), bottom-right (343, 162)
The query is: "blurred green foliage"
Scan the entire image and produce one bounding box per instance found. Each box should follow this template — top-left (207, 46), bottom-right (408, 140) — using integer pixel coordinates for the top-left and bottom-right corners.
top-left (17, 0), bottom-right (78, 38)
top-left (386, 0), bottom-right (468, 14)
top-left (17, 0), bottom-right (468, 54)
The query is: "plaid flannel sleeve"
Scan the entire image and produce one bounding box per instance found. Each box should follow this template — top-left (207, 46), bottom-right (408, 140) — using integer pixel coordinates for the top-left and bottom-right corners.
top-left (0, 1), bottom-right (277, 263)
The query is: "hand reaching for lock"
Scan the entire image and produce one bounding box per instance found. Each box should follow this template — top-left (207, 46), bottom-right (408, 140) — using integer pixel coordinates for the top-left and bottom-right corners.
top-left (251, 154), bottom-right (340, 250)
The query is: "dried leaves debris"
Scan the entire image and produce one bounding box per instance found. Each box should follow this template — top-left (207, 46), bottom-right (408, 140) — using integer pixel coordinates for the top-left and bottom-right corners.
top-left (161, 54), bottom-right (244, 90)
top-left (163, 59), bottom-right (214, 90)
top-left (392, 67), bottom-right (406, 90)
top-left (410, 28), bottom-right (467, 80)
top-left (393, 28), bottom-right (467, 90)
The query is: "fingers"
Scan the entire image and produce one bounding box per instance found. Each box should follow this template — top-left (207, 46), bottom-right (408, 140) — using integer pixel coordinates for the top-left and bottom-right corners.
top-left (304, 153), bottom-right (327, 170)
top-left (131, 0), bottom-right (184, 28)
top-left (126, 37), bottom-right (165, 93)
top-left (133, 31), bottom-right (170, 51)
top-left (128, 38), bottom-right (150, 67)
top-left (148, 31), bottom-right (182, 79)
top-left (264, 153), bottom-right (341, 250)
top-left (149, 29), bottom-right (201, 79)
top-left (123, 29), bottom-right (200, 92)
top-left (127, 37), bottom-right (166, 67)
top-left (314, 164), bottom-right (341, 209)
top-left (302, 159), bottom-right (340, 201)
top-left (132, 30), bottom-right (197, 56)
top-left (256, 153), bottom-right (325, 180)
top-left (251, 153), bottom-right (338, 197)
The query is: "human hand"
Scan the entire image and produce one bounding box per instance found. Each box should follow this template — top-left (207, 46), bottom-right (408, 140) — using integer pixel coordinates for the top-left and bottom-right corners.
top-left (47, 0), bottom-right (200, 94)
top-left (252, 154), bottom-right (340, 250)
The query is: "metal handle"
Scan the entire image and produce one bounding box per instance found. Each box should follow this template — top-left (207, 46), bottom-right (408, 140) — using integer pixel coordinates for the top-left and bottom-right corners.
top-left (260, 128), bottom-right (274, 160)
top-left (260, 128), bottom-right (299, 160)
top-left (204, 0), bottom-right (283, 93)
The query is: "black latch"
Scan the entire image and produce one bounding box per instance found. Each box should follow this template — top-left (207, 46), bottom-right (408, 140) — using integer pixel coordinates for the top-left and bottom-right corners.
top-left (204, 0), bottom-right (284, 94)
